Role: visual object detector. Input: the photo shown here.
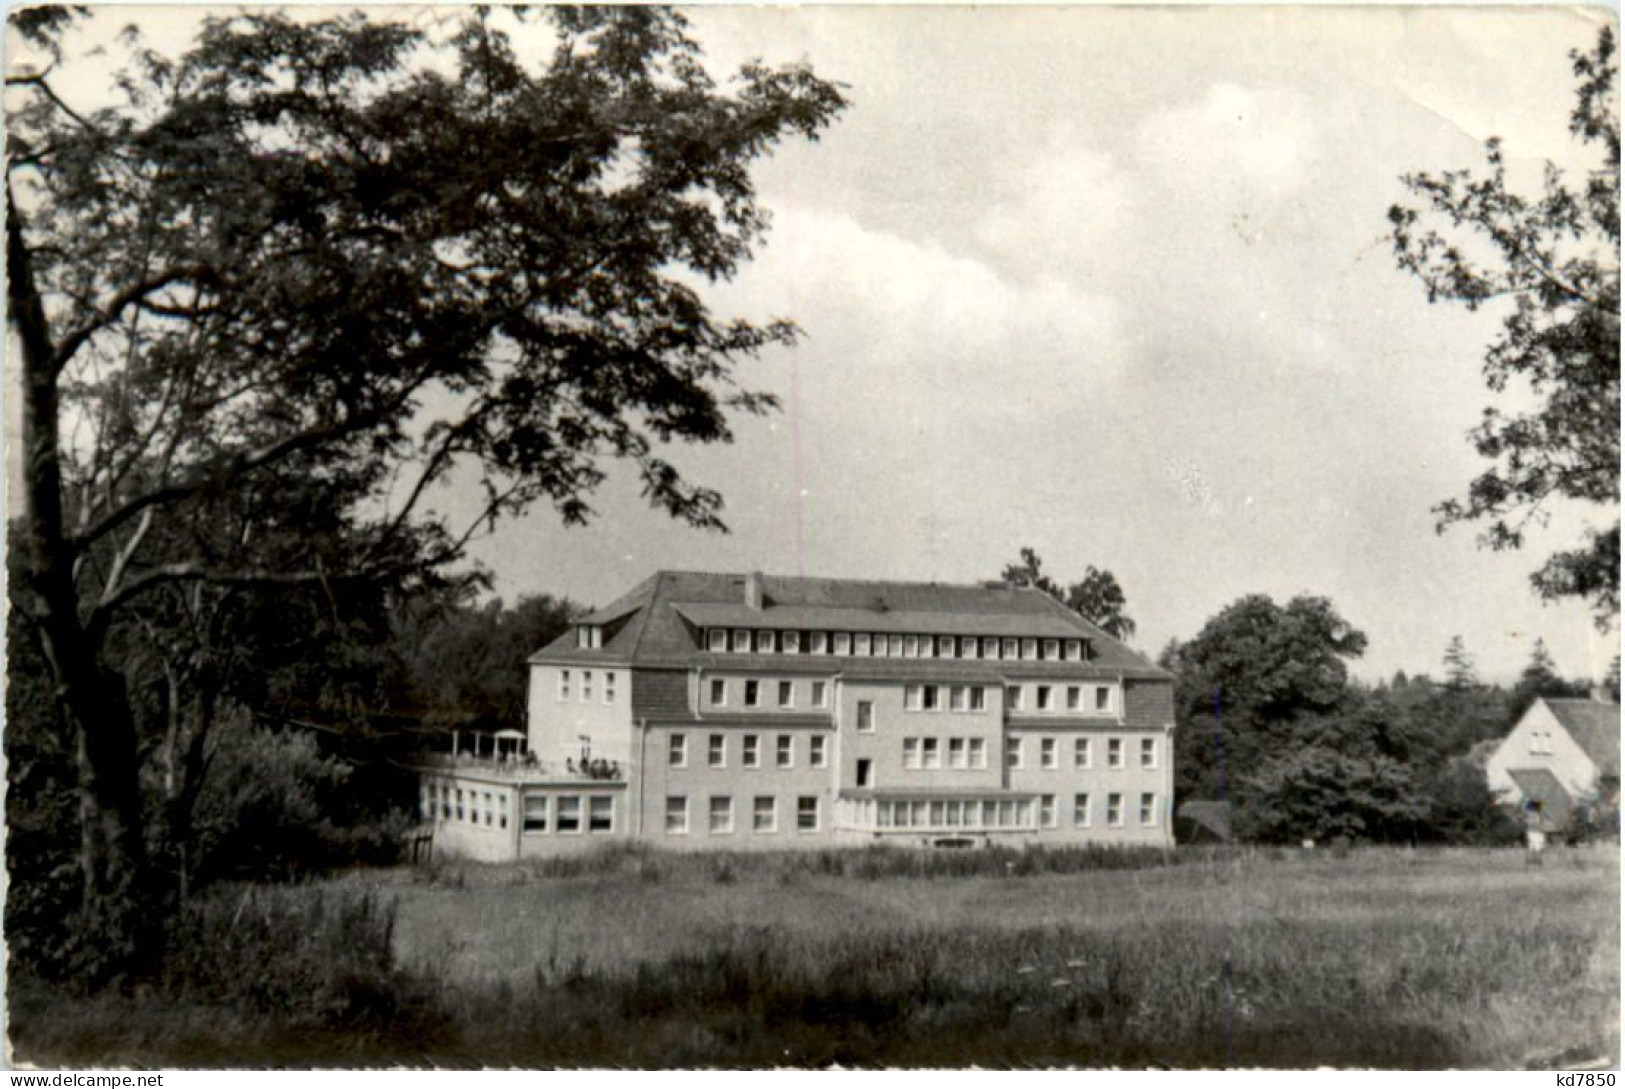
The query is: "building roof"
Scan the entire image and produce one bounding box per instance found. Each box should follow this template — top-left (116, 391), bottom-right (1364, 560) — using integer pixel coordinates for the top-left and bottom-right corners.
top-left (1175, 800), bottom-right (1233, 843)
top-left (1544, 698), bottom-right (1620, 777)
top-left (532, 570), bottom-right (1171, 678)
top-left (1507, 767), bottom-right (1575, 827)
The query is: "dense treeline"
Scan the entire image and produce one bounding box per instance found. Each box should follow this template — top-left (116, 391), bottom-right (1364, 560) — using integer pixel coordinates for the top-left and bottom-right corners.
top-left (1165, 596), bottom-right (1610, 845)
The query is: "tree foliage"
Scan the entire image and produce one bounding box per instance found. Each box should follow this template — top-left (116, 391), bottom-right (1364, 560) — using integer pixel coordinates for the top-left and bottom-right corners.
top-left (6, 6), bottom-right (845, 983)
top-left (1389, 26), bottom-right (1620, 627)
top-left (998, 546), bottom-right (1137, 641)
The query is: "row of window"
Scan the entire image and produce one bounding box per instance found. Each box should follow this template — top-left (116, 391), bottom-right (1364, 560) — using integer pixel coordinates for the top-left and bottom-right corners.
top-left (520, 793), bottom-right (616, 833)
top-left (1004, 683), bottom-right (1114, 714)
top-left (874, 792), bottom-right (1157, 830)
top-left (557, 668), bottom-right (618, 705)
top-left (424, 781), bottom-right (510, 829)
top-left (666, 794), bottom-right (821, 834)
top-left (897, 735), bottom-right (1157, 771)
top-left (707, 628), bottom-right (1089, 663)
top-left (671, 731), bottom-right (830, 770)
top-left (708, 676), bottom-right (830, 710)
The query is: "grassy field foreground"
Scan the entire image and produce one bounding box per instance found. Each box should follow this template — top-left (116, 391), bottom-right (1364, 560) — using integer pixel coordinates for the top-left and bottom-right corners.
top-left (10, 845), bottom-right (1618, 1067)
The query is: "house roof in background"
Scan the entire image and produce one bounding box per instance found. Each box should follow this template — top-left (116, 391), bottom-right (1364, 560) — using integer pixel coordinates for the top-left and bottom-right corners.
top-left (532, 570), bottom-right (1170, 677)
top-left (1507, 767), bottom-right (1575, 827)
top-left (1544, 698), bottom-right (1620, 777)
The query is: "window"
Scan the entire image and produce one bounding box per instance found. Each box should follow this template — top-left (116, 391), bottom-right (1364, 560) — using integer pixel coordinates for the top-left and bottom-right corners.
top-left (557, 796), bottom-right (582, 833)
top-left (1036, 685), bottom-right (1052, 711)
top-left (589, 795), bottom-right (614, 833)
top-left (581, 670), bottom-right (593, 703)
top-left (732, 629), bottom-right (750, 653)
top-left (559, 670), bottom-right (571, 701)
top-left (1067, 686), bottom-right (1082, 712)
top-left (904, 635), bottom-right (918, 658)
top-left (604, 672), bottom-right (616, 705)
top-left (857, 701), bottom-right (875, 733)
top-left (1107, 793), bottom-right (1123, 827)
top-left (1108, 738), bottom-right (1124, 769)
top-left (949, 737), bottom-right (968, 769)
top-left (888, 635), bottom-right (904, 657)
top-left (754, 796), bottom-right (777, 833)
top-left (455, 789), bottom-right (464, 821)
top-left (708, 734), bottom-right (726, 768)
top-left (1040, 794), bottom-right (1057, 828)
top-left (709, 629), bottom-right (728, 653)
top-left (811, 681), bottom-right (828, 708)
top-left (1141, 737), bottom-right (1157, 769)
top-left (743, 734), bottom-right (761, 768)
top-left (834, 633), bottom-right (852, 656)
top-left (1096, 686), bottom-right (1112, 712)
top-left (961, 636), bottom-right (978, 658)
top-left (1006, 686), bottom-right (1024, 711)
top-left (1021, 638), bottom-right (1038, 660)
top-left (499, 795), bottom-right (509, 829)
top-left (1043, 639), bottom-right (1059, 661)
top-left (665, 795), bottom-right (688, 834)
top-left (811, 632), bottom-right (828, 655)
top-left (903, 738), bottom-right (922, 770)
top-left (709, 795), bottom-right (734, 834)
top-left (744, 680), bottom-right (761, 707)
top-left (1074, 737), bottom-right (1091, 769)
top-left (524, 795), bottom-right (549, 831)
top-left (971, 687), bottom-right (988, 712)
top-left (709, 678), bottom-right (727, 707)
top-left (923, 686), bottom-right (940, 711)
top-left (1064, 640), bottom-right (1082, 661)
top-left (983, 637), bottom-right (999, 659)
top-left (950, 686), bottom-right (969, 712)
top-left (1140, 793), bottom-right (1157, 826)
top-left (1040, 737), bottom-right (1058, 769)
top-left (783, 631), bottom-right (801, 655)
top-left (940, 636), bottom-right (958, 658)
top-left (810, 735), bottom-right (828, 768)
top-left (756, 630), bottom-right (776, 654)
top-left (1073, 793), bottom-right (1091, 828)
top-left (905, 684), bottom-right (923, 711)
top-left (777, 734), bottom-right (794, 768)
top-left (854, 634), bottom-right (871, 656)
top-left (1002, 638), bottom-right (1019, 659)
top-left (969, 738), bottom-right (988, 769)
top-left (440, 786), bottom-right (450, 821)
top-left (484, 791), bottom-right (494, 826)
top-left (778, 681), bottom-right (795, 709)
top-left (1006, 737), bottom-right (1023, 769)
top-left (797, 796), bottom-right (819, 832)
top-left (856, 758), bottom-right (872, 787)
top-left (922, 737), bottom-right (941, 770)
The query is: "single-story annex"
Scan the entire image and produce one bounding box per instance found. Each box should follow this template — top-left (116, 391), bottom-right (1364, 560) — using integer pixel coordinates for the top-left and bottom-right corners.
top-left (419, 569), bottom-right (1177, 860)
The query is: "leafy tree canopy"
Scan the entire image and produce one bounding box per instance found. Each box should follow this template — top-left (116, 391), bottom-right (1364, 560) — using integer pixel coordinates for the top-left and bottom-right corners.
top-left (1389, 26), bottom-right (1620, 628)
top-left (998, 546), bottom-right (1137, 641)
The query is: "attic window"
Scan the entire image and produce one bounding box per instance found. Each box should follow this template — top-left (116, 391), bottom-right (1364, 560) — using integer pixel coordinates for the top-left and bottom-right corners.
top-left (577, 625), bottom-right (603, 650)
top-left (1063, 640), bottom-right (1082, 662)
top-left (708, 629), bottom-right (728, 653)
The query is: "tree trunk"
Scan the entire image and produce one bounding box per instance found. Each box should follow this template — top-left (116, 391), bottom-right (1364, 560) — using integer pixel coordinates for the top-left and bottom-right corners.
top-left (10, 192), bottom-right (159, 984)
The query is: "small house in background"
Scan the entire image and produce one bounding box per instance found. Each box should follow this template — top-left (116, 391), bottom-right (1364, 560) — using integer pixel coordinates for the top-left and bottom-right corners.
top-left (1486, 695), bottom-right (1620, 831)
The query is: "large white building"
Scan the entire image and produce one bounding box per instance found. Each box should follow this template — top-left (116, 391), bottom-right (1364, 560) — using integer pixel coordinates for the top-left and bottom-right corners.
top-left (421, 570), bottom-right (1177, 860)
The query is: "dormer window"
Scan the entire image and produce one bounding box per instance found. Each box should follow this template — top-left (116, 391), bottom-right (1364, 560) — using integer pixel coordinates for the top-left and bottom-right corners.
top-left (811, 632), bottom-right (828, 655)
top-left (783, 631), bottom-right (801, 655)
top-left (1063, 640), bottom-right (1081, 661)
top-left (756, 630), bottom-right (776, 654)
top-left (708, 629), bottom-right (728, 653)
top-left (834, 632), bottom-right (852, 656)
top-left (1021, 638), bottom-right (1038, 660)
top-left (1002, 638), bottom-right (1018, 660)
top-left (732, 629), bottom-right (750, 653)
top-left (577, 625), bottom-right (603, 649)
top-left (1042, 639), bottom-right (1059, 661)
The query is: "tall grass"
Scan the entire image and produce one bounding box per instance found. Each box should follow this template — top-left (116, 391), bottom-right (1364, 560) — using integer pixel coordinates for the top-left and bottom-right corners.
top-left (9, 846), bottom-right (1617, 1068)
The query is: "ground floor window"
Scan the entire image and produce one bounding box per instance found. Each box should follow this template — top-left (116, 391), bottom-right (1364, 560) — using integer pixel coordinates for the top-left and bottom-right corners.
top-left (557, 796), bottom-right (582, 833)
top-left (524, 795), bottom-right (549, 832)
top-left (1140, 792), bottom-right (1157, 826)
top-left (797, 796), bottom-right (819, 832)
top-left (666, 795), bottom-right (688, 834)
top-left (1107, 793), bottom-right (1123, 827)
top-left (589, 795), bottom-right (614, 833)
top-left (1039, 794), bottom-right (1056, 827)
top-left (710, 795), bottom-right (734, 834)
top-left (1073, 793), bottom-right (1090, 828)
top-left (754, 795), bottom-right (777, 832)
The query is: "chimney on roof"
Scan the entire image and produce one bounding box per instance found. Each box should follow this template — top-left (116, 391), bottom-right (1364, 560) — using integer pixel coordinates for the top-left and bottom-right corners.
top-left (744, 571), bottom-right (764, 610)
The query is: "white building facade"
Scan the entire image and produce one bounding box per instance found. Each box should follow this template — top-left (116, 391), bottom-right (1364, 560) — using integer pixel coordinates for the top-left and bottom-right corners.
top-left (422, 570), bottom-right (1178, 859)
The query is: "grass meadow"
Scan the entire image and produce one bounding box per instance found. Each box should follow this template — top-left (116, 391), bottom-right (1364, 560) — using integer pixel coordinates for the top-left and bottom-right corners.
top-left (9, 844), bottom-right (1618, 1068)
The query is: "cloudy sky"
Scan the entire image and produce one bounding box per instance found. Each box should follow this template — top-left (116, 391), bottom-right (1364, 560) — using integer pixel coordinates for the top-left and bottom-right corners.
top-left (18, 5), bottom-right (1620, 683)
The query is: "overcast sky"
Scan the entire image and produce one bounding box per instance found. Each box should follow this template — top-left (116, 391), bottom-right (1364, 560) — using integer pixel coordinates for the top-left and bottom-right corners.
top-left (15, 5), bottom-right (1621, 684)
